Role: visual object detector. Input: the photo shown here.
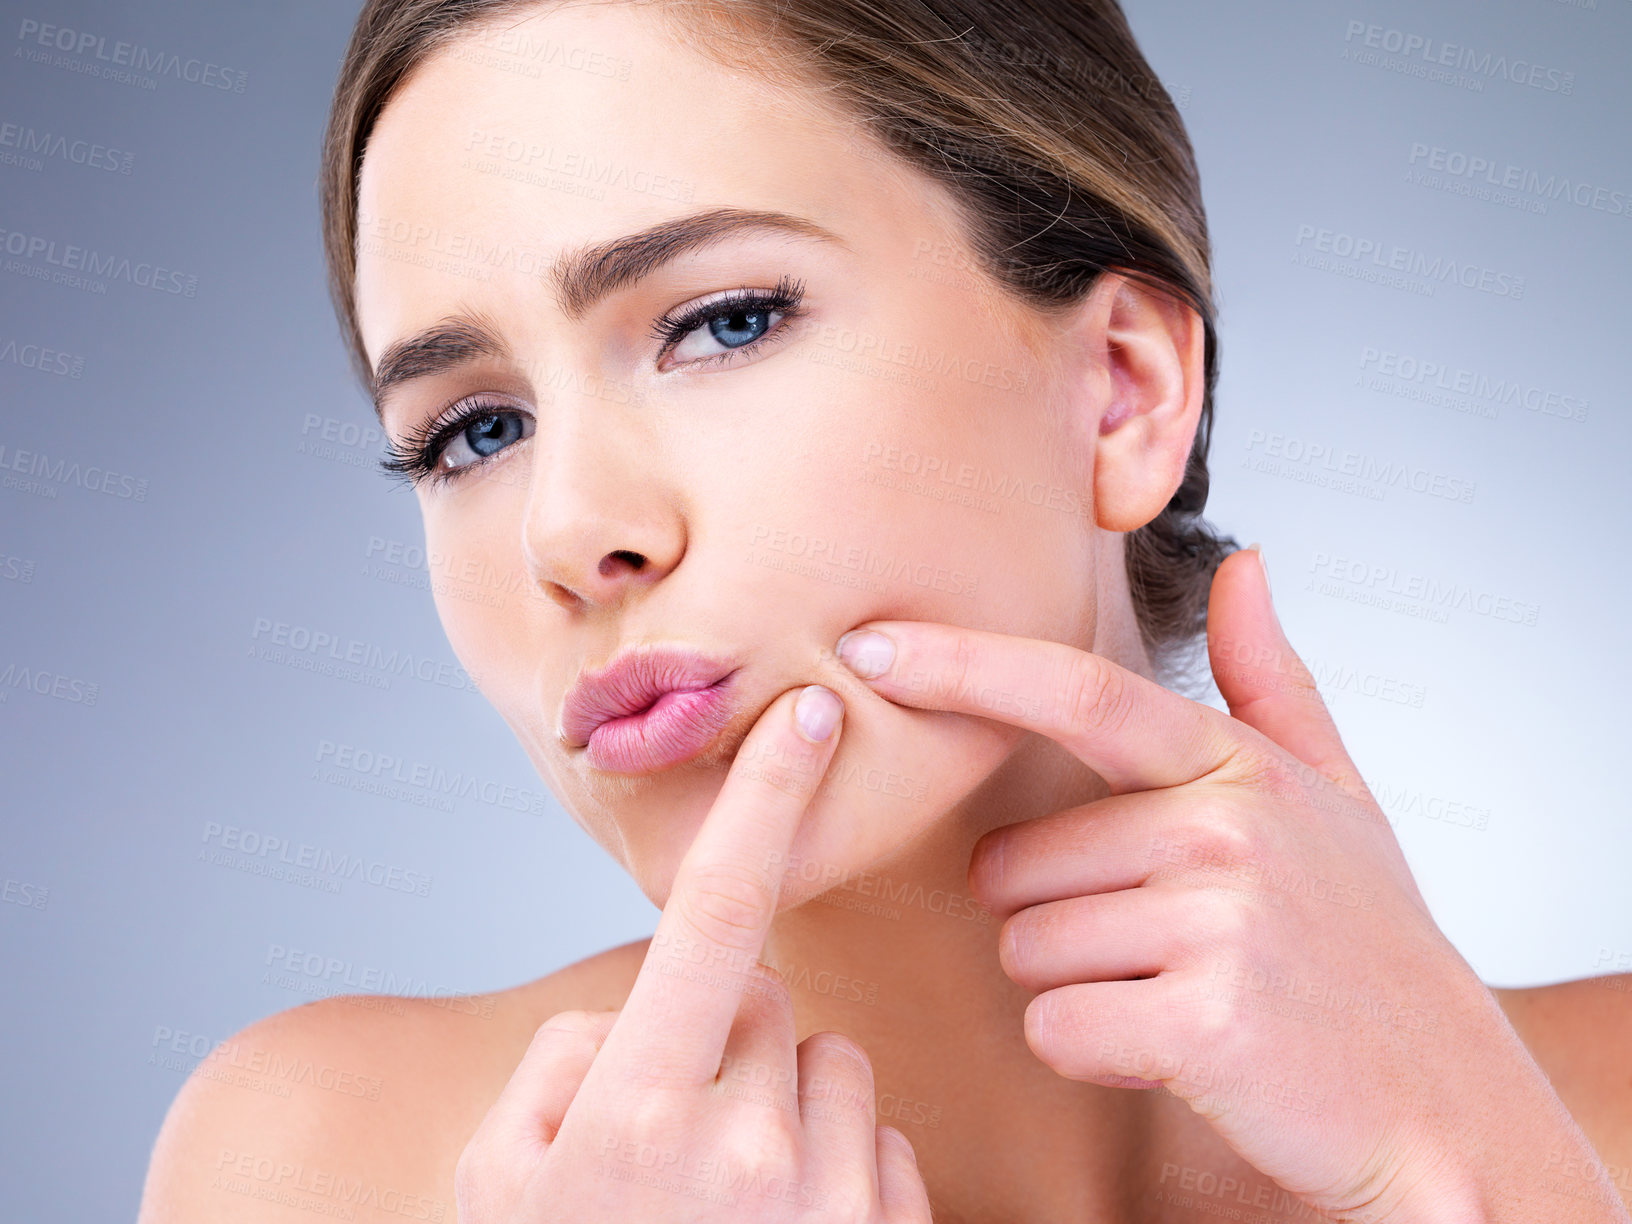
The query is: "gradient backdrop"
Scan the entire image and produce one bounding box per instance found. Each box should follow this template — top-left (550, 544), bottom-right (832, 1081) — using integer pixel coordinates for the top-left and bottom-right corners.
top-left (1, 0), bottom-right (1627, 1217)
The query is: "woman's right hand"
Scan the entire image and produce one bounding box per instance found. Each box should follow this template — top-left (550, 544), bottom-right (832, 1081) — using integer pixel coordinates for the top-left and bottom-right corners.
top-left (454, 683), bottom-right (933, 1222)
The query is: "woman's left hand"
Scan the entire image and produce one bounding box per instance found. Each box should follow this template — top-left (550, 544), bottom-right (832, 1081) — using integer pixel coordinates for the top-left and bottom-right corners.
top-left (831, 547), bottom-right (1627, 1223)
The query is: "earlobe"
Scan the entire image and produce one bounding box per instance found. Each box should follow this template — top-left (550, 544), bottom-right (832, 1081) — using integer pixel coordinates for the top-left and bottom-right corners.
top-left (1083, 273), bottom-right (1206, 534)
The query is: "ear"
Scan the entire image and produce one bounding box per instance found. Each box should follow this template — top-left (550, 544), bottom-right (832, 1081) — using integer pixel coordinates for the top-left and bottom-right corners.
top-left (1076, 272), bottom-right (1206, 533)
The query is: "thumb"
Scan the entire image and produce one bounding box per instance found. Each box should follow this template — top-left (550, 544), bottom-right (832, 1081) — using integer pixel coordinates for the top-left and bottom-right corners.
top-left (1207, 545), bottom-right (1361, 795)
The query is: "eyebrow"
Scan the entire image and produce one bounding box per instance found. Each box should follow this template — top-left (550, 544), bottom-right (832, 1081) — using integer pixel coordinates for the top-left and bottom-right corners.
top-left (368, 207), bottom-right (846, 421)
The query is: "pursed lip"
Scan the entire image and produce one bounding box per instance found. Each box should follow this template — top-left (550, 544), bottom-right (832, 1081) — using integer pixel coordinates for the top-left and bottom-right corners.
top-left (558, 645), bottom-right (740, 750)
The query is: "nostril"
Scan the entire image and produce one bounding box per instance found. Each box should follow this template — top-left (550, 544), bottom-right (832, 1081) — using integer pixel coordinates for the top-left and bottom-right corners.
top-left (599, 550), bottom-right (646, 577)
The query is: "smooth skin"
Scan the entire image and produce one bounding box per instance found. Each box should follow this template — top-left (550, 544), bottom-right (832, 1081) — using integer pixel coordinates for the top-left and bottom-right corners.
top-left (140, 2), bottom-right (1632, 1220)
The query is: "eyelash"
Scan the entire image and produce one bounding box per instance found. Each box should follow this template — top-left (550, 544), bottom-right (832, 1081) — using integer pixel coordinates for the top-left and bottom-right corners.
top-left (648, 273), bottom-right (806, 366)
top-left (380, 276), bottom-right (808, 490)
top-left (379, 395), bottom-right (520, 490)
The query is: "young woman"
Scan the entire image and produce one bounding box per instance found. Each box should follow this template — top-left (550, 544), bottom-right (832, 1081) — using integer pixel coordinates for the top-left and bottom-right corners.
top-left (140, 0), bottom-right (1632, 1219)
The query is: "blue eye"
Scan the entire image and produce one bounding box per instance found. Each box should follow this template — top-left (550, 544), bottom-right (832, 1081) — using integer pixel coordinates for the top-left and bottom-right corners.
top-left (446, 411), bottom-right (528, 465)
top-left (380, 400), bottom-right (535, 489)
top-left (653, 274), bottom-right (807, 369)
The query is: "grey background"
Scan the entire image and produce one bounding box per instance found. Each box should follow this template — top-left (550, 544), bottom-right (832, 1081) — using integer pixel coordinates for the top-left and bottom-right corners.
top-left (0, 0), bottom-right (1626, 1217)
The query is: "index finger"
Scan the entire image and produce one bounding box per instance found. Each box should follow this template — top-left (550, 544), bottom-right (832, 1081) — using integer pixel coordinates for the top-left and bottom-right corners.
top-left (834, 621), bottom-right (1241, 793)
top-left (595, 683), bottom-right (844, 1084)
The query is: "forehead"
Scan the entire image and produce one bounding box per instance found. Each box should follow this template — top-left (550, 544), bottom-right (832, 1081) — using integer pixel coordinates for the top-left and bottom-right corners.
top-left (353, 2), bottom-right (936, 369)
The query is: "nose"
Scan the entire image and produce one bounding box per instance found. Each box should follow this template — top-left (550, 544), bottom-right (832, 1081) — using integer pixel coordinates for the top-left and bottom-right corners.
top-left (520, 407), bottom-right (684, 612)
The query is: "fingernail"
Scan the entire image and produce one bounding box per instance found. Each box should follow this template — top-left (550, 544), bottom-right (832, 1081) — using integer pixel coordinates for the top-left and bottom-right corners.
top-left (1247, 541), bottom-right (1272, 601)
top-left (794, 684), bottom-right (843, 742)
top-left (835, 629), bottom-right (894, 679)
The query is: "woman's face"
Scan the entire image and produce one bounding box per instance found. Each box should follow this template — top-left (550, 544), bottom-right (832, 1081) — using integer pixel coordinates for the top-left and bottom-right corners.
top-left (354, 1), bottom-right (1113, 907)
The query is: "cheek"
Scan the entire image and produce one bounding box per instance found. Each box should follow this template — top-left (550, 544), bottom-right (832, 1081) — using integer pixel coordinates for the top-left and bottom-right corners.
top-left (421, 505), bottom-right (537, 716)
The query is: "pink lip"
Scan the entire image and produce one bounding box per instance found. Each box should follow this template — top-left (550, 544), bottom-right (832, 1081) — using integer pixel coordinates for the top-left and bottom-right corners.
top-left (560, 648), bottom-right (740, 775)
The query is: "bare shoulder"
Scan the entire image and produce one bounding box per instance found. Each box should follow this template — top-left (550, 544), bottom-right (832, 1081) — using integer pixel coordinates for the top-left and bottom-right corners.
top-left (1492, 974), bottom-right (1632, 1172)
top-left (138, 937), bottom-right (650, 1223)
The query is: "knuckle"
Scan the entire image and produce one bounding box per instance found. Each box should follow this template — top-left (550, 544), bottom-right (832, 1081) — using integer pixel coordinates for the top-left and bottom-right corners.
top-left (1023, 992), bottom-right (1093, 1079)
top-left (803, 1029), bottom-right (876, 1085)
top-left (1022, 989), bottom-right (1076, 1058)
top-left (948, 633), bottom-right (984, 705)
top-left (725, 1112), bottom-right (802, 1174)
top-left (1217, 739), bottom-right (1299, 797)
top-left (967, 828), bottom-right (1007, 906)
top-left (877, 1123), bottom-right (915, 1160)
top-left (524, 1009), bottom-right (603, 1065)
top-left (998, 908), bottom-right (1045, 983)
top-left (532, 1008), bottom-right (594, 1043)
top-left (676, 861), bottom-right (775, 949)
top-left (1190, 978), bottom-right (1239, 1050)
top-left (738, 960), bottom-right (795, 1015)
top-left (453, 1143), bottom-right (479, 1193)
top-left (1179, 802), bottom-right (1262, 870)
top-left (453, 1141), bottom-right (502, 1215)
top-left (617, 1080), bottom-right (683, 1140)
top-left (1060, 652), bottom-right (1129, 737)
top-left (1192, 889), bottom-right (1253, 957)
top-left (538, 1007), bottom-right (592, 1030)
